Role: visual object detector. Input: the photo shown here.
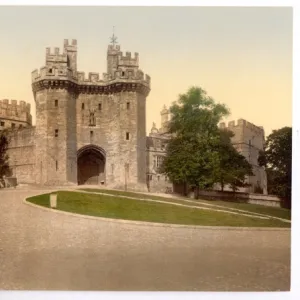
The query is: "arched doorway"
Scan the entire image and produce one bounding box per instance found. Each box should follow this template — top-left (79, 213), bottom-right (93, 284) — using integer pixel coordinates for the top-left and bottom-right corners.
top-left (77, 145), bottom-right (106, 185)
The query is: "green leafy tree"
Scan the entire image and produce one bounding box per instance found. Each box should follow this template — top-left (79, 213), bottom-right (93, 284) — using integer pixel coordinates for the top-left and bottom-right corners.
top-left (258, 127), bottom-right (292, 208)
top-left (161, 86), bottom-right (230, 198)
top-left (0, 130), bottom-right (10, 181)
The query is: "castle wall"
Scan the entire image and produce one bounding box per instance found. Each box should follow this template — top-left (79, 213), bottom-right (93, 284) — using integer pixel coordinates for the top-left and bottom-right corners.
top-left (6, 127), bottom-right (36, 184)
top-left (219, 119), bottom-right (267, 194)
top-left (76, 90), bottom-right (147, 190)
top-left (31, 39), bottom-right (150, 189)
top-left (0, 99), bottom-right (32, 130)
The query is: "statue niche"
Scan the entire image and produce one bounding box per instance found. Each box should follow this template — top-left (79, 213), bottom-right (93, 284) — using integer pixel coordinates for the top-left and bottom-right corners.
top-left (89, 109), bottom-right (96, 126)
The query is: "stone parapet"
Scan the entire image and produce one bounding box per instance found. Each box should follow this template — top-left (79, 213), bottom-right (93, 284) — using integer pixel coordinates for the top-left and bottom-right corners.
top-left (32, 39), bottom-right (150, 97)
top-left (0, 99), bottom-right (32, 126)
top-left (219, 118), bottom-right (265, 136)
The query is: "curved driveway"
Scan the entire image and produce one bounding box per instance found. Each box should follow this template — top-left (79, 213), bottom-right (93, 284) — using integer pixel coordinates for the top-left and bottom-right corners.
top-left (0, 188), bottom-right (291, 291)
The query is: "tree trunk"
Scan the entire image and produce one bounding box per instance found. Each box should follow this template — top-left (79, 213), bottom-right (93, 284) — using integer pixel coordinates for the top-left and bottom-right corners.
top-left (183, 182), bottom-right (188, 196)
top-left (194, 186), bottom-right (199, 199)
top-left (221, 180), bottom-right (224, 192)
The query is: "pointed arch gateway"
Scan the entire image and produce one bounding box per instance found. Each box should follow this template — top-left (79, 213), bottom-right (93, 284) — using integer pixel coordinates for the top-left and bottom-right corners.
top-left (77, 145), bottom-right (106, 185)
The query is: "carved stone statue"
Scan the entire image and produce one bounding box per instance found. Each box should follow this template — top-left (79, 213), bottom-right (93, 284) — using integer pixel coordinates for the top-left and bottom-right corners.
top-left (89, 109), bottom-right (96, 126)
top-left (151, 122), bottom-right (159, 134)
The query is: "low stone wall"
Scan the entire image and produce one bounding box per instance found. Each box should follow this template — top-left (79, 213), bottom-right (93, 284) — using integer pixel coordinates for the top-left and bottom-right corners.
top-left (173, 186), bottom-right (282, 208)
top-left (194, 190), bottom-right (249, 202)
top-left (147, 174), bottom-right (173, 193)
top-left (248, 194), bottom-right (281, 207)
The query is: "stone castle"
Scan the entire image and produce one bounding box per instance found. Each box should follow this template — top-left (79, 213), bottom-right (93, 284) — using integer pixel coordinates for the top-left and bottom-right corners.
top-left (0, 39), bottom-right (267, 194)
top-left (146, 107), bottom-right (268, 194)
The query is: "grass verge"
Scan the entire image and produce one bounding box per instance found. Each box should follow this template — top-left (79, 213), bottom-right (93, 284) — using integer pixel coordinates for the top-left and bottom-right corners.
top-left (80, 188), bottom-right (291, 221)
top-left (26, 191), bottom-right (290, 227)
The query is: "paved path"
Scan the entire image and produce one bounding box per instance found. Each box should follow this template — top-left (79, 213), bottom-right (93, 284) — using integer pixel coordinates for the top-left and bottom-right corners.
top-left (0, 188), bottom-right (291, 291)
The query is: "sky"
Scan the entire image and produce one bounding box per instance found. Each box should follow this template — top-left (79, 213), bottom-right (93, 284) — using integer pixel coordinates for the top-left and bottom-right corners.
top-left (0, 6), bottom-right (292, 136)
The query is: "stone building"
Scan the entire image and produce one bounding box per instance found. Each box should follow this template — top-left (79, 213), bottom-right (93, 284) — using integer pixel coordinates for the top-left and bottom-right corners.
top-left (218, 119), bottom-right (268, 194)
top-left (2, 39), bottom-right (150, 190)
top-left (1, 38), bottom-right (267, 194)
top-left (146, 107), bottom-right (268, 194)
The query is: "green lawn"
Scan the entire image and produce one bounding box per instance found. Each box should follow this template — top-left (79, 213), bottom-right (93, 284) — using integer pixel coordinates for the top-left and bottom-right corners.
top-left (26, 191), bottom-right (290, 227)
top-left (80, 188), bottom-right (291, 221)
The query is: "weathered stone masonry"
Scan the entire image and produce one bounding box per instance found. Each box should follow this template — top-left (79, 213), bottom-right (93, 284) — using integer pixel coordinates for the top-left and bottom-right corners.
top-left (1, 38), bottom-right (267, 194)
top-left (31, 39), bottom-right (150, 189)
top-left (2, 39), bottom-right (151, 190)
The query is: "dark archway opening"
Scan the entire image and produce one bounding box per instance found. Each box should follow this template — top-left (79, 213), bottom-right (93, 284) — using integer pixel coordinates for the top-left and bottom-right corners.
top-left (77, 145), bottom-right (106, 185)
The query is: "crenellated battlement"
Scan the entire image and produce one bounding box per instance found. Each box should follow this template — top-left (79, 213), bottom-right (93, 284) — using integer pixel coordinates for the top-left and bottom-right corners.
top-left (31, 66), bottom-right (76, 82)
top-left (45, 39), bottom-right (77, 57)
top-left (76, 69), bottom-right (151, 85)
top-left (118, 51), bottom-right (139, 67)
top-left (108, 44), bottom-right (121, 52)
top-left (64, 39), bottom-right (77, 48)
top-left (32, 39), bottom-right (150, 96)
top-left (46, 47), bottom-right (65, 56)
top-left (0, 99), bottom-right (31, 113)
top-left (0, 99), bottom-right (32, 127)
top-left (219, 118), bottom-right (265, 136)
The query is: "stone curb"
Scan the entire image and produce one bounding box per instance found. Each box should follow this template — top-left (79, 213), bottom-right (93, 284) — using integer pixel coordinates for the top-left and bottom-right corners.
top-left (22, 197), bottom-right (291, 232)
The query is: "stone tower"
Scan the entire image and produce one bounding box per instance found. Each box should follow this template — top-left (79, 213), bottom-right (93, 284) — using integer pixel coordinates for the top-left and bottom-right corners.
top-left (219, 119), bottom-right (268, 194)
top-left (96, 44), bottom-right (150, 190)
top-left (31, 39), bottom-right (78, 185)
top-left (160, 105), bottom-right (169, 134)
top-left (32, 39), bottom-right (151, 189)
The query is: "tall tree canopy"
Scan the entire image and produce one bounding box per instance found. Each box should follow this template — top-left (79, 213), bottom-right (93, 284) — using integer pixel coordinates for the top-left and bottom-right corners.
top-left (161, 86), bottom-right (252, 198)
top-left (258, 127), bottom-right (292, 208)
top-left (0, 130), bottom-right (10, 180)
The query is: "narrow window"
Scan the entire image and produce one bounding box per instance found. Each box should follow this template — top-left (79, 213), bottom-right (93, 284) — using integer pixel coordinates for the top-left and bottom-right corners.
top-left (56, 160), bottom-right (58, 171)
top-left (111, 164), bottom-right (114, 175)
top-left (90, 131), bottom-right (94, 137)
top-left (126, 102), bottom-right (130, 110)
top-left (122, 71), bottom-right (125, 76)
top-left (1, 121), bottom-right (5, 126)
top-left (98, 103), bottom-right (102, 111)
top-left (126, 132), bottom-right (130, 140)
top-left (157, 175), bottom-right (160, 181)
top-left (55, 129), bottom-right (58, 137)
top-left (11, 123), bottom-right (15, 129)
top-left (19, 124), bottom-right (23, 129)
top-left (49, 68), bottom-right (52, 73)
top-left (82, 103), bottom-right (85, 110)
top-left (55, 99), bottom-right (58, 107)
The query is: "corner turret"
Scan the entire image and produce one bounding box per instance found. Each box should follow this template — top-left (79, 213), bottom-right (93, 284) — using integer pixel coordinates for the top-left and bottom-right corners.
top-left (160, 105), bottom-right (169, 133)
